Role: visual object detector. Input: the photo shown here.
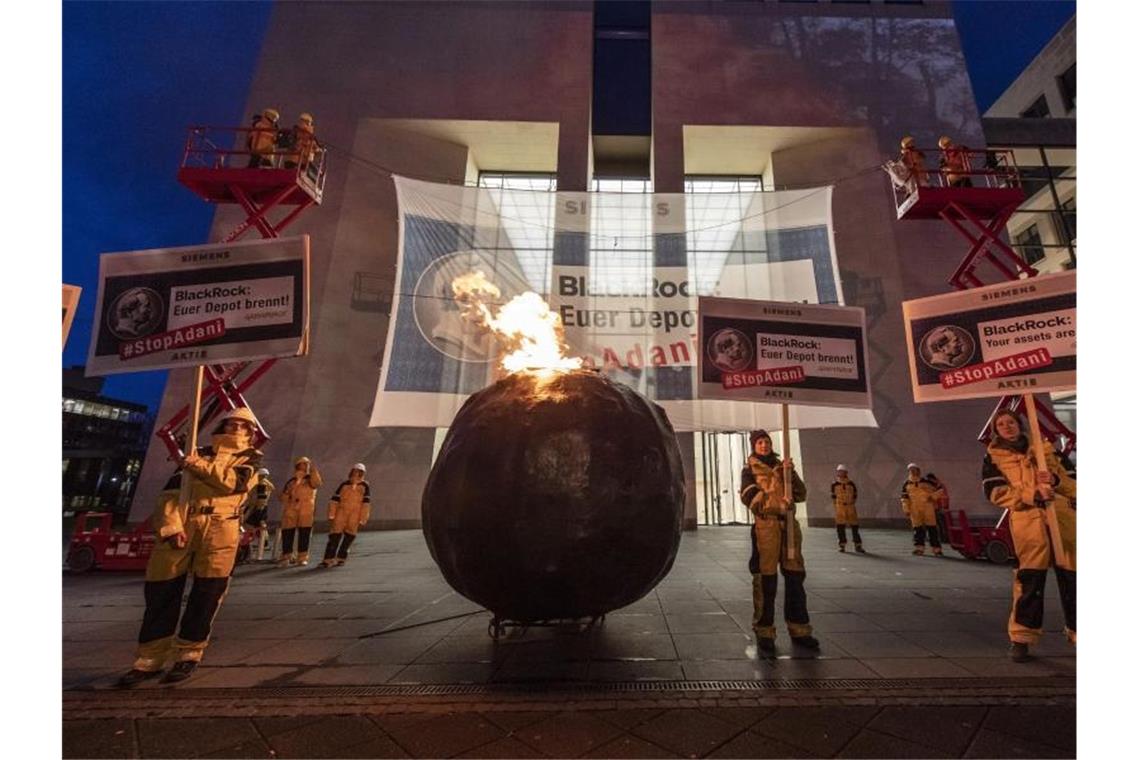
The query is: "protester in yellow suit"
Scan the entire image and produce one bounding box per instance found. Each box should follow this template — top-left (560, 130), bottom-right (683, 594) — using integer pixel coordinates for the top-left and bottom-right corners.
top-left (831, 465), bottom-right (864, 553)
top-left (901, 463), bottom-right (946, 556)
top-left (278, 456), bottom-right (322, 566)
top-left (320, 463), bottom-right (372, 568)
top-left (117, 407), bottom-right (263, 686)
top-left (739, 430), bottom-right (819, 655)
top-left (982, 409), bottom-right (1076, 662)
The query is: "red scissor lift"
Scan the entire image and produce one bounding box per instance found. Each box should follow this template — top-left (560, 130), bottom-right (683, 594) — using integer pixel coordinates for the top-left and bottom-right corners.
top-left (890, 147), bottom-right (1075, 562)
top-left (67, 128), bottom-right (326, 572)
top-left (159, 126), bottom-right (326, 461)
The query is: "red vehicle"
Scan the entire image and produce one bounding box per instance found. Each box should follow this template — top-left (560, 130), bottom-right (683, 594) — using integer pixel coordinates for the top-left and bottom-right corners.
top-left (66, 512), bottom-right (156, 573)
top-left (66, 511), bottom-right (260, 572)
top-left (944, 508), bottom-right (1015, 563)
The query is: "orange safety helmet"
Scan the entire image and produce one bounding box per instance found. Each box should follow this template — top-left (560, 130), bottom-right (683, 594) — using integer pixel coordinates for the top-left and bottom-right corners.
top-left (938, 136), bottom-right (952, 149)
top-left (900, 135), bottom-right (916, 149)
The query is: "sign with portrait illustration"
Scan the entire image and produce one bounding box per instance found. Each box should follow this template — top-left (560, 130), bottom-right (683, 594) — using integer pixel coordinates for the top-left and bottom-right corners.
top-left (901, 270), bottom-right (1075, 402)
top-left (62, 283), bottom-right (82, 349)
top-left (85, 236), bottom-right (310, 376)
top-left (696, 296), bottom-right (871, 409)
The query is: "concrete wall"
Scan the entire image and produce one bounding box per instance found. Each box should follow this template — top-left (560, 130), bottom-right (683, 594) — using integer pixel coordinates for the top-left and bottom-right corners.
top-left (651, 3), bottom-right (996, 525)
top-left (986, 16), bottom-right (1075, 119)
top-left (132, 1), bottom-right (595, 526)
top-left (134, 0), bottom-right (1002, 530)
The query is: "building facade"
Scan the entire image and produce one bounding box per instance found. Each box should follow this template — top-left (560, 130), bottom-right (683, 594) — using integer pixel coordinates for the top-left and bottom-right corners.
top-left (132, 0), bottom-right (1007, 530)
top-left (63, 367), bottom-right (150, 523)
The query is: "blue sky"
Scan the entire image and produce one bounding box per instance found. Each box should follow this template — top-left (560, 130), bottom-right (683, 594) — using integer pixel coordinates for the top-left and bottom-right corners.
top-left (62, 0), bottom-right (1074, 414)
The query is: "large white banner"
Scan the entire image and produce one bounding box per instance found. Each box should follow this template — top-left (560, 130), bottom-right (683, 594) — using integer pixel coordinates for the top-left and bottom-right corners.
top-left (371, 176), bottom-right (876, 431)
top-left (902, 271), bottom-right (1076, 402)
top-left (86, 236), bottom-right (310, 376)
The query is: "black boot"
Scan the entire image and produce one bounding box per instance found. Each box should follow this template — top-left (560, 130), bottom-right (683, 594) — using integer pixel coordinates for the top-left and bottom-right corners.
top-left (757, 637), bottom-right (776, 654)
top-left (1009, 642), bottom-right (1031, 663)
top-left (792, 635), bottom-right (821, 650)
top-left (116, 668), bottom-right (163, 688)
top-left (161, 660), bottom-right (199, 684)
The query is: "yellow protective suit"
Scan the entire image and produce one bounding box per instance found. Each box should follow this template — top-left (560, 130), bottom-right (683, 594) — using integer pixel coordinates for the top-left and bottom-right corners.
top-left (322, 478), bottom-right (372, 566)
top-left (901, 476), bottom-right (943, 528)
top-left (280, 468), bottom-right (323, 529)
top-left (133, 434), bottom-right (261, 671)
top-left (740, 454), bottom-right (810, 640)
top-left (831, 480), bottom-right (858, 525)
top-left (983, 437), bottom-right (1076, 644)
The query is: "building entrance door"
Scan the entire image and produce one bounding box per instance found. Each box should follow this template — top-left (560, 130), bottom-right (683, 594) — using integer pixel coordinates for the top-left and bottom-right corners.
top-left (695, 430), bottom-right (804, 526)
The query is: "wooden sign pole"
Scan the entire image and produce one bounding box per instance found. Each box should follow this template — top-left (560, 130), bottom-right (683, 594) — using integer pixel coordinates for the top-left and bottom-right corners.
top-left (178, 366), bottom-right (205, 519)
top-left (1023, 394), bottom-right (1069, 568)
top-left (781, 403), bottom-right (796, 561)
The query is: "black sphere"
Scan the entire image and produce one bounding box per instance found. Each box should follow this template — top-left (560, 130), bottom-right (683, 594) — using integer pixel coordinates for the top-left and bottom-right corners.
top-left (422, 370), bottom-right (685, 621)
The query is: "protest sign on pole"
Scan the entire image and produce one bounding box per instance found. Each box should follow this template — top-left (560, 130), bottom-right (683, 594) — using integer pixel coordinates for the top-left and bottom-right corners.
top-left (62, 284), bottom-right (82, 349)
top-left (901, 270), bottom-right (1075, 403)
top-left (85, 236), bottom-right (310, 376)
top-left (901, 271), bottom-right (1075, 566)
top-left (696, 296), bottom-right (871, 409)
top-left (697, 296), bottom-right (871, 559)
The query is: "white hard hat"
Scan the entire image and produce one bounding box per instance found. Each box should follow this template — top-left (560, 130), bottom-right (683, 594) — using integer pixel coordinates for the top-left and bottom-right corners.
top-left (907, 462), bottom-right (920, 470)
top-left (257, 468), bottom-right (269, 477)
top-left (836, 464), bottom-right (848, 472)
top-left (351, 463), bottom-right (366, 474)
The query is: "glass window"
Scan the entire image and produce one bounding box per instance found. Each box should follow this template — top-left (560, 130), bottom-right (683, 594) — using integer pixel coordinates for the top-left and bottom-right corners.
top-left (1013, 225), bottom-right (1045, 266)
top-left (1060, 195), bottom-right (1076, 241)
top-left (684, 176), bottom-right (764, 194)
top-left (63, 398), bottom-right (76, 413)
top-left (1020, 94), bottom-right (1051, 119)
top-left (1058, 63), bottom-right (1076, 112)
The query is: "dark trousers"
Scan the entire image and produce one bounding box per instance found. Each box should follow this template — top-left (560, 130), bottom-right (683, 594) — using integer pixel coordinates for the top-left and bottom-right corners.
top-left (913, 525), bottom-right (942, 548)
top-left (1013, 567), bottom-right (1077, 633)
top-left (281, 526), bottom-right (313, 555)
top-left (323, 533), bottom-right (356, 561)
top-left (754, 570), bottom-right (810, 630)
top-left (138, 573), bottom-right (231, 646)
top-left (836, 525), bottom-right (862, 546)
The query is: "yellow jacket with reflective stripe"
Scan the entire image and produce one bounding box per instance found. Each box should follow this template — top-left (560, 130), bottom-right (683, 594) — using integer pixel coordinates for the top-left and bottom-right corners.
top-left (151, 434), bottom-right (262, 539)
top-left (983, 438), bottom-right (1075, 512)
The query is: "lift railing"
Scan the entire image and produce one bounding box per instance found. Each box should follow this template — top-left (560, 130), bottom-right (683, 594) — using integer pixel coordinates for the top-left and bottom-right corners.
top-left (886, 147), bottom-right (1022, 214)
top-left (180, 125), bottom-right (328, 199)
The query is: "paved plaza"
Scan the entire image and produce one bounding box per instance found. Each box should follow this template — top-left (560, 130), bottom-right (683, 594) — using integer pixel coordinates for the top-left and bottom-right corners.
top-left (63, 526), bottom-right (1076, 758)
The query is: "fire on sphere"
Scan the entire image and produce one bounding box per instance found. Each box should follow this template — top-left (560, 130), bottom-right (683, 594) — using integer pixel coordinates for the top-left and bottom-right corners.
top-left (420, 272), bottom-right (685, 622)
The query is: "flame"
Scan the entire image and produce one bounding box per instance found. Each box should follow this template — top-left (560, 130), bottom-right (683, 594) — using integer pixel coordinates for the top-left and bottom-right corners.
top-left (451, 271), bottom-right (583, 375)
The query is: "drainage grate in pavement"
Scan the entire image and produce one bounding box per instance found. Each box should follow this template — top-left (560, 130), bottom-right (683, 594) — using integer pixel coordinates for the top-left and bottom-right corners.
top-left (65, 676), bottom-right (1074, 700)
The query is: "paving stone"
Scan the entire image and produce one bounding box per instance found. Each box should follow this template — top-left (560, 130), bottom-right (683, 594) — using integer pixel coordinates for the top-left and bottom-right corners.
top-left (180, 666), bottom-right (297, 689)
top-left (664, 612), bottom-right (745, 634)
top-left (63, 718), bottom-right (136, 759)
top-left (457, 735), bottom-right (548, 758)
top-left (514, 711), bottom-right (623, 757)
top-left (964, 728), bottom-right (1073, 759)
top-left (137, 717), bottom-right (260, 758)
top-left (200, 737), bottom-right (277, 758)
top-left (707, 729), bottom-right (819, 758)
top-left (592, 633), bottom-right (679, 661)
top-left (837, 727), bottom-right (956, 758)
top-left (266, 715), bottom-right (392, 758)
top-left (861, 657), bottom-right (975, 678)
top-left (389, 663), bottom-right (498, 684)
top-left (700, 706), bottom-right (774, 732)
top-left (595, 614), bottom-right (671, 635)
top-left (587, 660), bottom-right (685, 682)
top-left (630, 708), bottom-right (742, 758)
top-left (594, 708), bottom-right (666, 731)
top-left (866, 705), bottom-right (986, 755)
top-left (948, 656), bottom-right (1075, 678)
top-left (292, 664), bottom-right (405, 685)
top-left (672, 633), bottom-right (755, 661)
top-left (245, 637), bottom-right (358, 666)
top-left (380, 712), bottom-right (504, 757)
top-left (335, 636), bottom-right (439, 665)
top-left (253, 714), bottom-right (328, 737)
top-left (982, 705), bottom-right (1076, 752)
top-left (750, 708), bottom-right (872, 757)
top-left (582, 734), bottom-right (681, 758)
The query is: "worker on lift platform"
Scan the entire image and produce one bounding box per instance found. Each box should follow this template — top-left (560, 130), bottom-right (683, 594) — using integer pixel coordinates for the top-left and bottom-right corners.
top-left (898, 135), bottom-right (928, 190)
top-left (247, 108), bottom-right (280, 168)
top-left (939, 135), bottom-right (974, 188)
